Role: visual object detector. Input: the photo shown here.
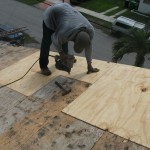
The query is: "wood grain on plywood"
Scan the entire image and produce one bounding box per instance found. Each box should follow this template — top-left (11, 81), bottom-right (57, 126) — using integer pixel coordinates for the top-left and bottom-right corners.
top-left (63, 63), bottom-right (150, 148)
top-left (0, 51), bottom-right (115, 96)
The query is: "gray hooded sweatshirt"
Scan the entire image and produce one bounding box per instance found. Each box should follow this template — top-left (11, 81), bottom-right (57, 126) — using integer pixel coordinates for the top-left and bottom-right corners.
top-left (43, 3), bottom-right (94, 64)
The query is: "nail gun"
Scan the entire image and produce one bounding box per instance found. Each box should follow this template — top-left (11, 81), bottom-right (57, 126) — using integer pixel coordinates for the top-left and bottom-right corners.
top-left (49, 53), bottom-right (75, 74)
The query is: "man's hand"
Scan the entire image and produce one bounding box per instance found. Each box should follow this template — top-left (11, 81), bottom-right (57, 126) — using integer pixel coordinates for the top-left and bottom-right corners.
top-left (87, 64), bottom-right (99, 74)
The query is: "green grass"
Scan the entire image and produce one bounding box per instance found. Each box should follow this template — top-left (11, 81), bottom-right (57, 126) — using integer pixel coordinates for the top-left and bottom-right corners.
top-left (80, 1), bottom-right (150, 30)
top-left (121, 11), bottom-right (150, 29)
top-left (23, 32), bottom-right (38, 44)
top-left (105, 7), bottom-right (123, 16)
top-left (79, 0), bottom-right (124, 13)
top-left (16, 0), bottom-right (45, 5)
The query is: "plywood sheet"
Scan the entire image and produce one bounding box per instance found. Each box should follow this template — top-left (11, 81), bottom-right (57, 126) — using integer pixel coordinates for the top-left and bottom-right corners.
top-left (0, 76), bottom-right (103, 150)
top-left (0, 51), bottom-right (115, 96)
top-left (20, 113), bottom-right (103, 150)
top-left (0, 86), bottom-right (43, 135)
top-left (0, 45), bottom-right (37, 70)
top-left (63, 63), bottom-right (150, 148)
top-left (92, 132), bottom-right (149, 150)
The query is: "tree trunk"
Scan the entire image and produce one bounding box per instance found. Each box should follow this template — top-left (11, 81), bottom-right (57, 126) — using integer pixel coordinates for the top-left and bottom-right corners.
top-left (134, 53), bottom-right (145, 67)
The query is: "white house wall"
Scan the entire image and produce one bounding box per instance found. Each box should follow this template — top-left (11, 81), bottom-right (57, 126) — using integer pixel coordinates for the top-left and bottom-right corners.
top-left (138, 0), bottom-right (150, 14)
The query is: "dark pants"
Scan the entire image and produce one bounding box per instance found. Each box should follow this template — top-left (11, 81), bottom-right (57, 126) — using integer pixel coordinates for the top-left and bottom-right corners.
top-left (39, 21), bottom-right (68, 69)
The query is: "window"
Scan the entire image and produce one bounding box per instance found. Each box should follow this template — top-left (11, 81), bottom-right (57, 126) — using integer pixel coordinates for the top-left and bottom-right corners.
top-left (143, 0), bottom-right (150, 4)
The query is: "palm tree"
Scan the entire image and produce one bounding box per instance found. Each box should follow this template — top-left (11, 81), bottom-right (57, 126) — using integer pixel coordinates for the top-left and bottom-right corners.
top-left (112, 29), bottom-right (150, 67)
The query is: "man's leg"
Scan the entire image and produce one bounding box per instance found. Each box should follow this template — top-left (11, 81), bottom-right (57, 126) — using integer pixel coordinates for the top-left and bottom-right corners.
top-left (40, 22), bottom-right (54, 75)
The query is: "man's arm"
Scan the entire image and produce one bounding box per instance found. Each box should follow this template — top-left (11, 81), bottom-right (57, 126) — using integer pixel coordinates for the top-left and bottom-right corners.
top-left (85, 42), bottom-right (99, 74)
top-left (51, 32), bottom-right (63, 52)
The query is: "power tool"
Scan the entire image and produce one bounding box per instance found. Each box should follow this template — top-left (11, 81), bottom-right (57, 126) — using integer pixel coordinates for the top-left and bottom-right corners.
top-left (50, 53), bottom-right (75, 74)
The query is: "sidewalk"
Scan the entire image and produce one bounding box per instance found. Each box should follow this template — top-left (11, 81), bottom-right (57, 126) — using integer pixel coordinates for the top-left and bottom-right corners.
top-left (75, 6), bottom-right (115, 23)
top-left (35, 0), bottom-right (115, 23)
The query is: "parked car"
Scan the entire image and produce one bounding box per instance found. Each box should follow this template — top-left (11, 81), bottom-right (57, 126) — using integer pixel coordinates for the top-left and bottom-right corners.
top-left (111, 16), bottom-right (145, 35)
top-left (0, 24), bottom-right (25, 46)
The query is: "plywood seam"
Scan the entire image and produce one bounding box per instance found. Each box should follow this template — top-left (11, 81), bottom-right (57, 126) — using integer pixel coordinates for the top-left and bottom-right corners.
top-left (91, 63), bottom-right (118, 84)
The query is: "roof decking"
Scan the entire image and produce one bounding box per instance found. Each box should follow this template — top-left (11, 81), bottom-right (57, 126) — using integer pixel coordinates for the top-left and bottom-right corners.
top-left (0, 44), bottom-right (149, 150)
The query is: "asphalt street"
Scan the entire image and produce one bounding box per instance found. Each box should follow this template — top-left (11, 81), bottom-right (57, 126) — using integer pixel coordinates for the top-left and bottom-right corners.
top-left (0, 0), bottom-right (149, 68)
top-left (0, 0), bottom-right (43, 42)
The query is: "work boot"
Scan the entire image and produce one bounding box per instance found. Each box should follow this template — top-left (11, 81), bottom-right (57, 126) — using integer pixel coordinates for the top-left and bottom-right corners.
top-left (41, 67), bottom-right (51, 76)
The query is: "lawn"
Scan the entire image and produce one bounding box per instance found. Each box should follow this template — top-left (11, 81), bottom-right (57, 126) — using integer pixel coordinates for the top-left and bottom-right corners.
top-left (23, 32), bottom-right (38, 44)
top-left (79, 0), bottom-right (150, 29)
top-left (104, 7), bottom-right (123, 16)
top-left (79, 0), bottom-right (124, 13)
top-left (16, 0), bottom-right (45, 5)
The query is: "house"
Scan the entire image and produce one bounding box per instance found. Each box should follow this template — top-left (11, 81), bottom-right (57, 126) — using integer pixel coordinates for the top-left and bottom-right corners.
top-left (138, 0), bottom-right (150, 14)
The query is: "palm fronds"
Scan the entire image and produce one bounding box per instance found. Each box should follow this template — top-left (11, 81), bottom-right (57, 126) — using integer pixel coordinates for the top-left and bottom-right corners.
top-left (112, 29), bottom-right (150, 67)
